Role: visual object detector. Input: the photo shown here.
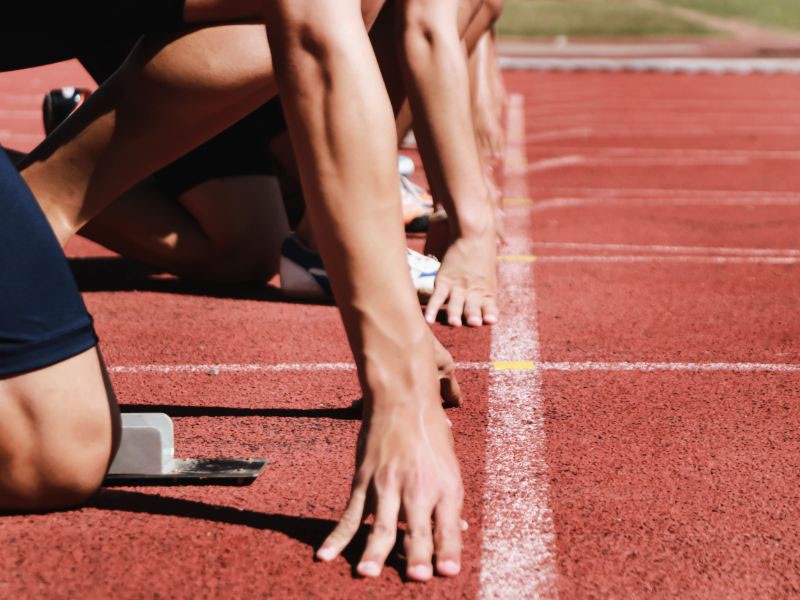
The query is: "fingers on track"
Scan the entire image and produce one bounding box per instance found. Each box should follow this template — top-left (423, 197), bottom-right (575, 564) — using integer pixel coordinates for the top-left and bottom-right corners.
top-left (357, 475), bottom-right (402, 577)
top-left (317, 486), bottom-right (367, 562)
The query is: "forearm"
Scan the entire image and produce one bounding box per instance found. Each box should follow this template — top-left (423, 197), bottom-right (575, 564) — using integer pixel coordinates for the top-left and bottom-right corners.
top-left (265, 1), bottom-right (439, 407)
top-left (397, 0), bottom-right (493, 238)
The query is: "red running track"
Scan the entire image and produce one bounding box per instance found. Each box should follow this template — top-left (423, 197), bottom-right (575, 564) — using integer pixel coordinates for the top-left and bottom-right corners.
top-left (1, 63), bottom-right (799, 598)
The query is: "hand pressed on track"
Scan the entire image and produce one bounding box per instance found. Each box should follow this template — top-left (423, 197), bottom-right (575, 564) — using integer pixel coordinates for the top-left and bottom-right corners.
top-left (424, 229), bottom-right (498, 328)
top-left (316, 402), bottom-right (464, 582)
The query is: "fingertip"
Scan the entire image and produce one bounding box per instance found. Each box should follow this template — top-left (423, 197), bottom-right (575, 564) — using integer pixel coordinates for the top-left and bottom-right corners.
top-left (407, 564), bottom-right (433, 582)
top-left (448, 317), bottom-right (462, 327)
top-left (316, 547), bottom-right (337, 562)
top-left (460, 519), bottom-right (469, 531)
top-left (466, 316), bottom-right (482, 327)
top-left (357, 561), bottom-right (382, 578)
top-left (482, 305), bottom-right (499, 324)
top-left (436, 560), bottom-right (461, 577)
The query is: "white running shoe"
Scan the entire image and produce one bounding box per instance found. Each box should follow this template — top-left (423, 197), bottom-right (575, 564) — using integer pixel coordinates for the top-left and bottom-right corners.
top-left (280, 235), bottom-right (440, 302)
top-left (406, 248), bottom-right (440, 300)
top-left (398, 154), bottom-right (415, 177)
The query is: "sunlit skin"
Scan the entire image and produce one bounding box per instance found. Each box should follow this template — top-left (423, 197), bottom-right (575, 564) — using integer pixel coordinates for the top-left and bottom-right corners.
top-left (389, 0), bottom-right (501, 328)
top-left (0, 348), bottom-right (120, 511)
top-left (13, 0), bottom-right (466, 581)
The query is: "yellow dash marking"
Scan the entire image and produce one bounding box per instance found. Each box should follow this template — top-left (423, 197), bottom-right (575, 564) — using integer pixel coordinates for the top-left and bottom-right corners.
top-left (492, 361), bottom-right (536, 371)
top-left (498, 255), bottom-right (536, 263)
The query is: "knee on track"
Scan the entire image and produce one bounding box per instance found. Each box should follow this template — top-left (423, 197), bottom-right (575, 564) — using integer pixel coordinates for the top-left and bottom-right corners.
top-left (0, 412), bottom-right (111, 511)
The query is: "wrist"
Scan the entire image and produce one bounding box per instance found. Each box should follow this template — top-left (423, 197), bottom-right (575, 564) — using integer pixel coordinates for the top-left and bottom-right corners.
top-left (357, 329), bottom-right (441, 414)
top-left (450, 200), bottom-right (495, 240)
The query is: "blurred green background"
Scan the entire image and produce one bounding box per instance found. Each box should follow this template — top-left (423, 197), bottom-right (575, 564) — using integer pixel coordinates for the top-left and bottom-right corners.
top-left (496, 0), bottom-right (800, 38)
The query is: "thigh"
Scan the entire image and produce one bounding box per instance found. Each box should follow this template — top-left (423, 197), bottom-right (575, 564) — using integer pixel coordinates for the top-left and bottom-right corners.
top-left (0, 149), bottom-right (98, 377)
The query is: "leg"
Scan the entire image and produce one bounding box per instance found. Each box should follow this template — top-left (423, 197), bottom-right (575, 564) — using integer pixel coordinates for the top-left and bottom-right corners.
top-left (21, 25), bottom-right (278, 245)
top-left (0, 149), bottom-right (119, 511)
top-left (0, 348), bottom-right (119, 511)
top-left (80, 175), bottom-right (289, 282)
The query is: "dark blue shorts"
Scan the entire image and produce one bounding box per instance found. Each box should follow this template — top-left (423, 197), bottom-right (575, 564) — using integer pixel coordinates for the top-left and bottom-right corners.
top-left (0, 149), bottom-right (97, 377)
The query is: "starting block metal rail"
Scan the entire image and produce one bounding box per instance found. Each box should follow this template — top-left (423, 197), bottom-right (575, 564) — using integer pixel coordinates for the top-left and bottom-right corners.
top-left (103, 413), bottom-right (266, 486)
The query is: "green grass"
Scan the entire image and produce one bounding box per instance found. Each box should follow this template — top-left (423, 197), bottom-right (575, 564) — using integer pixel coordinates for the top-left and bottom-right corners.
top-left (496, 0), bottom-right (712, 38)
top-left (659, 0), bottom-right (800, 32)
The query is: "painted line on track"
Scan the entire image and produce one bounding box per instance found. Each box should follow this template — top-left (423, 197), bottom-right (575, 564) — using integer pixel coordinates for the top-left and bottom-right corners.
top-left (480, 92), bottom-right (558, 600)
top-left (526, 126), bottom-right (800, 142)
top-left (530, 148), bottom-right (800, 161)
top-left (527, 242), bottom-right (800, 257)
top-left (500, 255), bottom-right (800, 265)
top-left (509, 195), bottom-right (800, 213)
top-left (499, 57), bottom-right (800, 74)
top-left (108, 361), bottom-right (800, 375)
top-left (527, 188), bottom-right (800, 199)
top-left (528, 154), bottom-right (754, 172)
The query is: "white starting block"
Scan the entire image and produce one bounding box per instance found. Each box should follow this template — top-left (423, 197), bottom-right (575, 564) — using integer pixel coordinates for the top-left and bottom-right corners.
top-left (104, 413), bottom-right (266, 486)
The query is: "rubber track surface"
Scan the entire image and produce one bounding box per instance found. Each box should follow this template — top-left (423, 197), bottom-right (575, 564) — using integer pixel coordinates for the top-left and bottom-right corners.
top-left (0, 62), bottom-right (798, 598)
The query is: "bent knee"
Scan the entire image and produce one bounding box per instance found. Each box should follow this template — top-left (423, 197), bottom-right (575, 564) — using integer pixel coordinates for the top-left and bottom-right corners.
top-left (0, 347), bottom-right (117, 511)
top-left (0, 405), bottom-right (112, 510)
top-left (0, 440), bottom-right (109, 511)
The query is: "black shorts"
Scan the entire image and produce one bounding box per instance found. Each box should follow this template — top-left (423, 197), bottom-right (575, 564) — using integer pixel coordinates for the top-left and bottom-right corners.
top-left (0, 1), bottom-right (187, 72)
top-left (73, 37), bottom-right (287, 196)
top-left (0, 148), bottom-right (97, 377)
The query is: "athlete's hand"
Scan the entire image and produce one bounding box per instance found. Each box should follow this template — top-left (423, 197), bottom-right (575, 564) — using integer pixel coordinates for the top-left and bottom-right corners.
top-left (433, 334), bottom-right (462, 408)
top-left (475, 104), bottom-right (506, 164)
top-left (316, 401), bottom-right (464, 581)
top-left (425, 227), bottom-right (498, 328)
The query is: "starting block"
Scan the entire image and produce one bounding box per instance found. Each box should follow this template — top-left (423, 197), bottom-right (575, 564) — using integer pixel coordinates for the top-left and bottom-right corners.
top-left (103, 413), bottom-right (266, 486)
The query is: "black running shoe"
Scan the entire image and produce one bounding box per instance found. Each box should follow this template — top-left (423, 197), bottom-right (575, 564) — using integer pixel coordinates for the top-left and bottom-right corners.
top-left (42, 87), bottom-right (92, 135)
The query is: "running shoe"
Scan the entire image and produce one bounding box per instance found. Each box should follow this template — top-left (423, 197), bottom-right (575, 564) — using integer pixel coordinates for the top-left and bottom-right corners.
top-left (400, 130), bottom-right (417, 149)
top-left (401, 174), bottom-right (434, 209)
top-left (279, 234), bottom-right (332, 300)
top-left (405, 247), bottom-right (440, 299)
top-left (401, 175), bottom-right (434, 234)
top-left (398, 154), bottom-right (415, 177)
top-left (280, 234), bottom-right (440, 301)
top-left (42, 87), bottom-right (92, 135)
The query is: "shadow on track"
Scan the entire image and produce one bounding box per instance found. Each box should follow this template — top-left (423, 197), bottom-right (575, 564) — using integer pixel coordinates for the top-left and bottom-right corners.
top-left (88, 489), bottom-right (404, 577)
top-left (68, 256), bottom-right (332, 304)
top-left (120, 403), bottom-right (361, 420)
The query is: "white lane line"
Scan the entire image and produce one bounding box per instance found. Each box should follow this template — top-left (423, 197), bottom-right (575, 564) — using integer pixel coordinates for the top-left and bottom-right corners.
top-left (511, 195), bottom-right (800, 213)
top-left (529, 188), bottom-right (800, 199)
top-left (531, 148), bottom-right (800, 161)
top-left (533, 255), bottom-right (800, 265)
top-left (109, 362), bottom-right (357, 374)
top-left (528, 155), bottom-right (586, 172)
top-left (107, 361), bottom-right (800, 375)
top-left (542, 362), bottom-right (800, 373)
top-left (527, 126), bottom-right (800, 142)
top-left (530, 242), bottom-right (800, 257)
top-left (528, 154), bottom-right (753, 172)
top-left (0, 109), bottom-right (40, 119)
top-left (480, 93), bottom-right (558, 600)
top-left (499, 57), bottom-right (800, 74)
